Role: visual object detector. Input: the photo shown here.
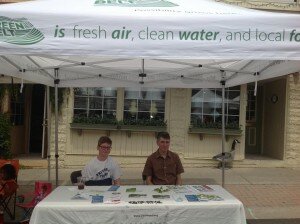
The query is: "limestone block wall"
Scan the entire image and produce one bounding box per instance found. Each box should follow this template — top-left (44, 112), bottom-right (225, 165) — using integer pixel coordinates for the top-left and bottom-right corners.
top-left (285, 74), bottom-right (300, 166)
top-left (49, 89), bottom-right (70, 168)
top-left (168, 88), bottom-right (190, 157)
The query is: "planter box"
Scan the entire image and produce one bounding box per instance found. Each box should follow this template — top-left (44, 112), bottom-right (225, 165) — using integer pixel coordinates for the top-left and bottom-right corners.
top-left (70, 123), bottom-right (166, 137)
top-left (188, 127), bottom-right (242, 141)
top-left (70, 123), bottom-right (119, 131)
top-left (120, 125), bottom-right (166, 132)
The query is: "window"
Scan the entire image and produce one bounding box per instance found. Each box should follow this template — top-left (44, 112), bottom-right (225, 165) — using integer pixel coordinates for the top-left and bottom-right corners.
top-left (10, 85), bottom-right (25, 126)
top-left (124, 88), bottom-right (165, 121)
top-left (191, 86), bottom-right (240, 126)
top-left (246, 84), bottom-right (256, 122)
top-left (73, 87), bottom-right (117, 119)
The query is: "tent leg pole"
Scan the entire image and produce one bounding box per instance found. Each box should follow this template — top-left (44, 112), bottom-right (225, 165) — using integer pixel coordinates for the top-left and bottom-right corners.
top-left (47, 86), bottom-right (51, 183)
top-left (41, 87), bottom-right (46, 159)
top-left (221, 79), bottom-right (226, 188)
top-left (54, 68), bottom-right (60, 187)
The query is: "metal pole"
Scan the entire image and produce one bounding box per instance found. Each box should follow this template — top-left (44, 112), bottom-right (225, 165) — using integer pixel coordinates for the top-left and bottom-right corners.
top-left (47, 86), bottom-right (51, 182)
top-left (221, 79), bottom-right (226, 188)
top-left (54, 68), bottom-right (60, 187)
top-left (41, 87), bottom-right (46, 159)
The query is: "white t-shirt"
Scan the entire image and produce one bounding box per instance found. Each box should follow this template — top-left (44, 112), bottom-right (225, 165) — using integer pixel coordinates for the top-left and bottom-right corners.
top-left (81, 156), bottom-right (121, 181)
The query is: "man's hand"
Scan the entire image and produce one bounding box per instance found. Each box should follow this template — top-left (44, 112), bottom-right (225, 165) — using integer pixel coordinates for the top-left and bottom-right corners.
top-left (176, 174), bottom-right (182, 185)
top-left (146, 176), bottom-right (153, 185)
top-left (113, 178), bottom-right (121, 186)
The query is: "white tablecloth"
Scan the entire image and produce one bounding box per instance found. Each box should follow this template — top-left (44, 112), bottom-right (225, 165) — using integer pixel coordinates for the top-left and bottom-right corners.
top-left (30, 185), bottom-right (246, 224)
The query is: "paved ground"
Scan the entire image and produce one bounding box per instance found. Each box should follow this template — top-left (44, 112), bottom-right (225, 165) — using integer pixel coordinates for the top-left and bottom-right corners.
top-left (4, 167), bottom-right (300, 224)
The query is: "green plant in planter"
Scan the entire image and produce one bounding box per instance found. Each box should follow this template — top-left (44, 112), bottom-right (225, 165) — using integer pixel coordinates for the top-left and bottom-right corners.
top-left (72, 115), bottom-right (166, 127)
top-left (191, 118), bottom-right (240, 130)
top-left (0, 113), bottom-right (12, 159)
top-left (72, 115), bottom-right (118, 125)
top-left (121, 118), bottom-right (167, 127)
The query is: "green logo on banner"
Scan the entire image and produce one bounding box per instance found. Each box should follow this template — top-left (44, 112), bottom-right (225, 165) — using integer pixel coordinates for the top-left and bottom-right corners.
top-left (94, 0), bottom-right (178, 7)
top-left (0, 16), bottom-right (44, 45)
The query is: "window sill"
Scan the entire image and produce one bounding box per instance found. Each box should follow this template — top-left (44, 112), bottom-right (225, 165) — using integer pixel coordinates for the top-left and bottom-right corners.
top-left (70, 123), bottom-right (119, 130)
top-left (70, 123), bottom-right (167, 137)
top-left (188, 127), bottom-right (242, 141)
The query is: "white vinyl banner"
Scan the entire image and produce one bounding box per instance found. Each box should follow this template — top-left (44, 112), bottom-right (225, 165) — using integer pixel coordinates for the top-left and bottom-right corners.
top-left (0, 0), bottom-right (299, 59)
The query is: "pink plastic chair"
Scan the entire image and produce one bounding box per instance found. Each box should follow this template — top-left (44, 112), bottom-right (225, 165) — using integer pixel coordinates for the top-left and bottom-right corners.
top-left (16, 181), bottom-right (52, 219)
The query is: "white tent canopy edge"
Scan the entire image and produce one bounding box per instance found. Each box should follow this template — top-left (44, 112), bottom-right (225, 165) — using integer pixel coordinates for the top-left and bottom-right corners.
top-left (1, 56), bottom-right (300, 88)
top-left (0, 0), bottom-right (299, 60)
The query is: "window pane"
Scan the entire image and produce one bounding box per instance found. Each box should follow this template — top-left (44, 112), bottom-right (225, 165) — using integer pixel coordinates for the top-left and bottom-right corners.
top-left (124, 88), bottom-right (165, 121)
top-left (138, 100), bottom-right (151, 112)
top-left (89, 97), bottom-right (102, 109)
top-left (153, 100), bottom-right (165, 113)
top-left (103, 110), bottom-right (116, 119)
top-left (246, 84), bottom-right (256, 122)
top-left (227, 116), bottom-right (239, 124)
top-left (74, 88), bottom-right (88, 96)
top-left (125, 89), bottom-right (142, 99)
top-left (191, 114), bottom-right (202, 124)
top-left (89, 110), bottom-right (102, 117)
top-left (203, 102), bottom-right (213, 114)
top-left (203, 89), bottom-right (216, 102)
top-left (89, 88), bottom-right (102, 97)
top-left (74, 109), bottom-right (87, 117)
top-left (10, 85), bottom-right (25, 126)
top-left (104, 98), bottom-right (116, 110)
top-left (191, 87), bottom-right (240, 126)
top-left (203, 115), bottom-right (214, 124)
top-left (73, 87), bottom-right (117, 119)
top-left (74, 97), bottom-right (87, 109)
top-left (227, 90), bottom-right (240, 101)
top-left (138, 112), bottom-right (150, 120)
top-left (143, 89), bottom-right (164, 100)
top-left (124, 99), bottom-right (136, 111)
top-left (103, 88), bottom-right (117, 97)
top-left (154, 112), bottom-right (164, 120)
top-left (124, 111), bottom-right (136, 120)
top-left (228, 103), bottom-right (240, 115)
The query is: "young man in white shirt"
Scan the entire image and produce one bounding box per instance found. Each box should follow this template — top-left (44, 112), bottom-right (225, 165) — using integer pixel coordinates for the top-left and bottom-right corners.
top-left (82, 136), bottom-right (121, 186)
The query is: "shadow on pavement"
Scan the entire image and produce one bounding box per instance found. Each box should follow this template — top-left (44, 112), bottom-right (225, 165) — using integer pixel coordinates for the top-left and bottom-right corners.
top-left (247, 219), bottom-right (300, 224)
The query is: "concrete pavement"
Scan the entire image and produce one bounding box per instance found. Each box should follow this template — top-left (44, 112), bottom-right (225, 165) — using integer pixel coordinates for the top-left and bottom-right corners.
top-left (13, 167), bottom-right (300, 222)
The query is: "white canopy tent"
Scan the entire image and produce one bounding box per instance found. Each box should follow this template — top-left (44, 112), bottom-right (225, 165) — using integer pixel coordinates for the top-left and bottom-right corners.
top-left (0, 0), bottom-right (299, 186)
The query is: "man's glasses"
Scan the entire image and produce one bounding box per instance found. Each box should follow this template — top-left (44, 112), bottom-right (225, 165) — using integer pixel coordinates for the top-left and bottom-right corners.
top-left (98, 145), bottom-right (111, 150)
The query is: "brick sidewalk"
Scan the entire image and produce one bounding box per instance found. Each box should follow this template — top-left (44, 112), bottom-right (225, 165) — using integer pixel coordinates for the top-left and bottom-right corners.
top-left (226, 184), bottom-right (300, 207)
top-left (226, 184), bottom-right (300, 219)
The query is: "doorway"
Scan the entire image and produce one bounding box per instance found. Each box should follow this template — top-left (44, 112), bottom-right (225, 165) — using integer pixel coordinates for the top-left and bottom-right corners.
top-left (29, 85), bottom-right (45, 154)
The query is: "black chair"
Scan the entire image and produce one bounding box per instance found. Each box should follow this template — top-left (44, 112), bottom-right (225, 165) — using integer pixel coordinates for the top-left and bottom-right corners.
top-left (70, 170), bottom-right (82, 185)
top-left (212, 139), bottom-right (240, 169)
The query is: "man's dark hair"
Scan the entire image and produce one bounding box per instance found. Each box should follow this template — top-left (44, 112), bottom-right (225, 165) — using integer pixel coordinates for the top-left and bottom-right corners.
top-left (0, 164), bottom-right (16, 180)
top-left (98, 136), bottom-right (112, 146)
top-left (156, 132), bottom-right (170, 140)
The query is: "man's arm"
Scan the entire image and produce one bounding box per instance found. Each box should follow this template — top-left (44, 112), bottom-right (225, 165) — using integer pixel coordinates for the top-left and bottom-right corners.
top-left (175, 154), bottom-right (184, 185)
top-left (146, 176), bottom-right (153, 185)
top-left (143, 157), bottom-right (153, 185)
top-left (113, 178), bottom-right (121, 186)
top-left (176, 174), bottom-right (182, 185)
